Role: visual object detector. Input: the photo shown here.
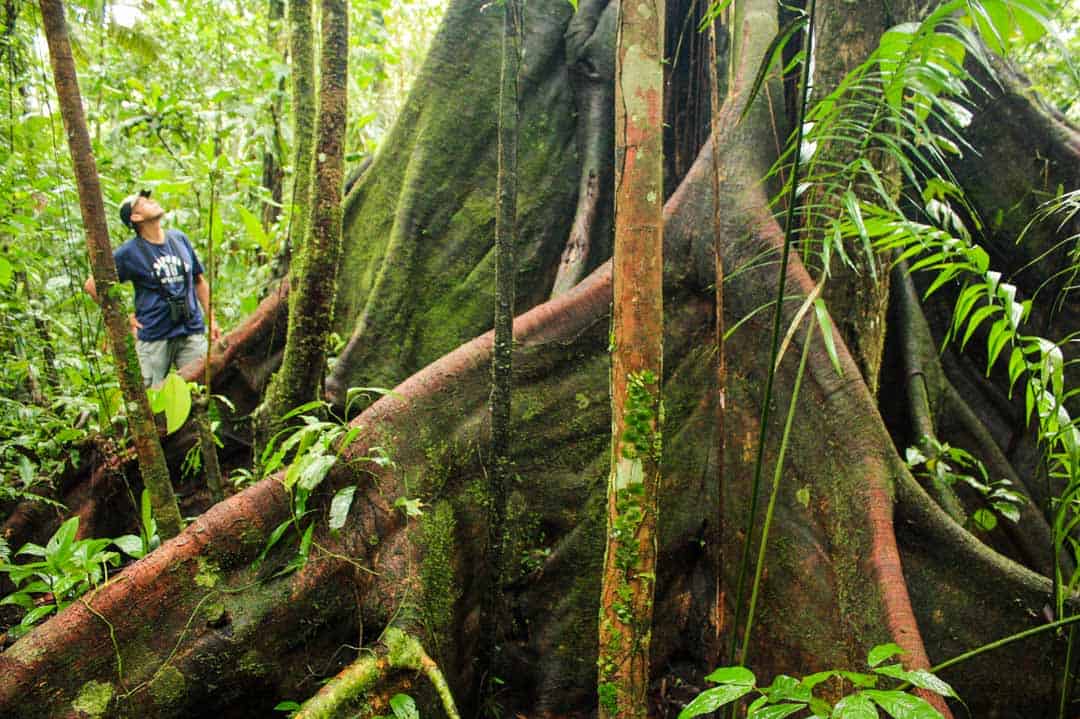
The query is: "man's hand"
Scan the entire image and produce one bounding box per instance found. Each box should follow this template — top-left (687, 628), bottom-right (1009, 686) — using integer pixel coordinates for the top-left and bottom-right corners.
top-left (209, 317), bottom-right (221, 343)
top-left (129, 314), bottom-right (143, 337)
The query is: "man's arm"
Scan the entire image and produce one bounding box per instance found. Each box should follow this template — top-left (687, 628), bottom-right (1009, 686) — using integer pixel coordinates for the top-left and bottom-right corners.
top-left (194, 274), bottom-right (220, 341)
top-left (85, 275), bottom-right (142, 335)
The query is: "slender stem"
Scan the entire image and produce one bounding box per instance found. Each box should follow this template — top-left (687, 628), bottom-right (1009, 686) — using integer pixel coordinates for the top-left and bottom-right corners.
top-left (738, 320), bottom-right (814, 665)
top-left (928, 613), bottom-right (1080, 677)
top-left (728, 0), bottom-right (816, 667)
top-left (706, 0), bottom-right (727, 665)
top-left (1059, 623), bottom-right (1076, 719)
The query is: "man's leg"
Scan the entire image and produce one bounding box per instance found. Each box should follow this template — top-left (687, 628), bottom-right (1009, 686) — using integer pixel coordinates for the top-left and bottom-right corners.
top-left (134, 339), bottom-right (171, 387)
top-left (172, 333), bottom-right (209, 374)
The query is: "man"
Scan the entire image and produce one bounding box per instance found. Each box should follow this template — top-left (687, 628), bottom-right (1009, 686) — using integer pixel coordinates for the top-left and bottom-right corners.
top-left (84, 189), bottom-right (220, 387)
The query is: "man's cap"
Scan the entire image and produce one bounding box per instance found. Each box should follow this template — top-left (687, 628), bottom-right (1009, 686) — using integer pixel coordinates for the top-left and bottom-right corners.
top-left (119, 189), bottom-right (152, 230)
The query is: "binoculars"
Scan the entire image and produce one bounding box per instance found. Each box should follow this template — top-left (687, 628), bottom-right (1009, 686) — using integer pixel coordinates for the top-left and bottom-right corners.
top-left (167, 295), bottom-right (193, 324)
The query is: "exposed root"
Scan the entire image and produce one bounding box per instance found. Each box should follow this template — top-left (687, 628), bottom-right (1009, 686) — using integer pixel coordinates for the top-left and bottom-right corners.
top-left (549, 0), bottom-right (616, 297)
top-left (892, 263), bottom-right (1059, 579)
top-left (893, 262), bottom-right (968, 523)
top-left (550, 169), bottom-right (600, 297)
top-left (295, 628), bottom-right (460, 719)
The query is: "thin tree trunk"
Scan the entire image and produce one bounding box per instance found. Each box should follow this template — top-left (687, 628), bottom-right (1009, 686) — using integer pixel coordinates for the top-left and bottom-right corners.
top-left (284, 0), bottom-right (316, 272)
top-left (261, 0), bottom-right (286, 231)
top-left (194, 393), bottom-right (225, 503)
top-left (260, 0), bottom-right (347, 431)
top-left (597, 0), bottom-right (665, 713)
top-left (484, 0), bottom-right (520, 685)
top-left (38, 0), bottom-right (182, 539)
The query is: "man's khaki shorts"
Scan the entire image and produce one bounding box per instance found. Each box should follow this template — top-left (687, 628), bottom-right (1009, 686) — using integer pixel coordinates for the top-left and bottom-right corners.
top-left (135, 333), bottom-right (209, 387)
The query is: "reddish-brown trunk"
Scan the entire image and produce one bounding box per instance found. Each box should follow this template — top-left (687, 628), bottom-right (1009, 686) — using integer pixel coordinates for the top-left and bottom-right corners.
top-left (597, 0), bottom-right (665, 714)
top-left (38, 0), bottom-right (182, 539)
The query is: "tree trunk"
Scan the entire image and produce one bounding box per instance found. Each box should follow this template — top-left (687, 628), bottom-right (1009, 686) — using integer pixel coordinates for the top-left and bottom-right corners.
top-left (483, 0), bottom-right (520, 684)
top-left (280, 0), bottom-right (316, 276)
top-left (37, 0), bottom-right (182, 540)
top-left (260, 0), bottom-right (347, 435)
top-left (260, 0), bottom-right (287, 232)
top-left (597, 0), bottom-right (665, 714)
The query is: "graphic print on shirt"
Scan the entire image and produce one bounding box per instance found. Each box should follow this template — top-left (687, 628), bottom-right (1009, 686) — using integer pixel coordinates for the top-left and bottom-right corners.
top-left (151, 253), bottom-right (190, 293)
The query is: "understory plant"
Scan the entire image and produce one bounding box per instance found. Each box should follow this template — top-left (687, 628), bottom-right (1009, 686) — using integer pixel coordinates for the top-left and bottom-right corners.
top-left (0, 516), bottom-right (119, 638)
top-left (253, 390), bottom-right (395, 576)
top-left (680, 644), bottom-right (957, 719)
top-left (723, 0), bottom-right (1076, 712)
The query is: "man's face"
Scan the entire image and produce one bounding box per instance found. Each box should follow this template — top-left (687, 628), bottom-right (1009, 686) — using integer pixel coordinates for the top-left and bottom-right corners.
top-left (131, 195), bottom-right (165, 225)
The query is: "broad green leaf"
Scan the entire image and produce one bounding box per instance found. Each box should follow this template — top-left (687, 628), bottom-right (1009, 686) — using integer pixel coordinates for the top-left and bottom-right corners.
top-left (867, 643), bottom-right (906, 667)
top-left (863, 690), bottom-right (943, 719)
top-left (296, 454), bottom-right (337, 492)
top-left (46, 516), bottom-right (80, 561)
top-left (750, 703), bottom-right (806, 719)
top-left (0, 255), bottom-right (12, 287)
top-left (389, 693), bottom-right (419, 719)
top-left (704, 666), bottom-right (757, 686)
top-left (328, 485), bottom-right (357, 531)
top-left (764, 675), bottom-right (811, 703)
top-left (973, 508), bottom-right (998, 531)
top-left (801, 670), bottom-right (837, 690)
top-left (678, 684), bottom-right (754, 718)
top-left (872, 665), bottom-right (957, 698)
top-left (113, 535), bottom-right (145, 558)
top-left (961, 304), bottom-right (999, 350)
top-left (833, 693), bottom-right (877, 719)
top-left (21, 603), bottom-right (56, 627)
top-left (833, 669), bottom-right (876, 686)
top-left (157, 372), bottom-right (192, 434)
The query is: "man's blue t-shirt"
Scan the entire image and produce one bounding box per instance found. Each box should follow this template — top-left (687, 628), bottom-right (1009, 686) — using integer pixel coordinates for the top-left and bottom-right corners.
top-left (113, 229), bottom-right (206, 342)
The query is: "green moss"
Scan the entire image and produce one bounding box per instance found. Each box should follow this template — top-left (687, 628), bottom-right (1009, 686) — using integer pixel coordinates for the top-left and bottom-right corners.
top-left (204, 600), bottom-right (226, 625)
top-left (598, 681), bottom-right (618, 715)
top-left (194, 556), bottom-right (222, 588)
top-left (148, 665), bottom-right (186, 709)
top-left (419, 500), bottom-right (459, 650)
top-left (385, 627), bottom-right (424, 670)
top-left (238, 649), bottom-right (272, 678)
top-left (72, 680), bottom-right (113, 717)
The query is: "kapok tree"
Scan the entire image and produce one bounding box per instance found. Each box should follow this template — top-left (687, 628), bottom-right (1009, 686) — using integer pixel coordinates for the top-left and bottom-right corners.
top-left (1, 0), bottom-right (1078, 716)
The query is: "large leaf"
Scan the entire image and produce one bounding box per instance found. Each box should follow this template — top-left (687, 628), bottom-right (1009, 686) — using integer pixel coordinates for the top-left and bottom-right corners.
top-left (750, 703), bottom-right (806, 719)
top-left (872, 665), bottom-right (957, 698)
top-left (328, 485), bottom-right (357, 532)
top-left (155, 372), bottom-right (192, 434)
top-left (389, 694), bottom-right (419, 719)
top-left (867, 643), bottom-right (906, 667)
top-left (833, 693), bottom-right (878, 719)
top-left (863, 690), bottom-right (943, 719)
top-left (705, 666), bottom-right (757, 686)
top-left (678, 684), bottom-right (755, 718)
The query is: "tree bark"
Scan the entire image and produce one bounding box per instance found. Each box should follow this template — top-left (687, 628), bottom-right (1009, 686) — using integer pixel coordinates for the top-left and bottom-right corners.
top-left (281, 0), bottom-right (316, 275)
top-left (483, 0), bottom-right (520, 685)
top-left (597, 0), bottom-right (665, 714)
top-left (260, 0), bottom-right (287, 231)
top-left (260, 0), bottom-right (347, 434)
top-left (38, 0), bottom-right (182, 540)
